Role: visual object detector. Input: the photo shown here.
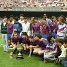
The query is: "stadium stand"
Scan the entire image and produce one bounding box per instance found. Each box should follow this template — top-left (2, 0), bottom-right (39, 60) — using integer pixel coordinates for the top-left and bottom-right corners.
top-left (0, 0), bottom-right (67, 11)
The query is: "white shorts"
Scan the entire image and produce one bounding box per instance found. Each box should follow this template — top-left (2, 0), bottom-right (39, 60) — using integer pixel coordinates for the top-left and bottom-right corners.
top-left (44, 52), bottom-right (54, 59)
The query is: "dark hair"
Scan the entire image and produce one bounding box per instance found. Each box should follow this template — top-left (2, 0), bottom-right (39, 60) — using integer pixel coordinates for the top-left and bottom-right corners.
top-left (29, 36), bottom-right (33, 38)
top-left (47, 35), bottom-right (53, 43)
top-left (8, 19), bottom-right (12, 22)
top-left (33, 17), bottom-right (38, 20)
top-left (55, 38), bottom-right (64, 44)
top-left (43, 14), bottom-right (47, 18)
top-left (42, 18), bottom-right (46, 21)
top-left (21, 32), bottom-right (27, 36)
top-left (51, 16), bottom-right (56, 19)
top-left (14, 30), bottom-right (17, 33)
top-left (10, 15), bottom-right (13, 17)
top-left (13, 17), bottom-right (18, 21)
top-left (20, 14), bottom-right (24, 17)
top-left (24, 17), bottom-right (27, 19)
top-left (35, 34), bottom-right (42, 39)
top-left (59, 15), bottom-right (65, 23)
top-left (3, 16), bottom-right (7, 19)
top-left (43, 14), bottom-right (47, 16)
top-left (64, 38), bottom-right (67, 44)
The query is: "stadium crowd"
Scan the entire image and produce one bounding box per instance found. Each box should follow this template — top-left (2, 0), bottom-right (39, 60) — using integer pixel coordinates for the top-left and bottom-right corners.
top-left (0, 0), bottom-right (66, 11)
top-left (0, 14), bottom-right (67, 65)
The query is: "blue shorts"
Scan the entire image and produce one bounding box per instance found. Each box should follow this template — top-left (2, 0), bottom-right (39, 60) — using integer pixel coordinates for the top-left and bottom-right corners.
top-left (52, 32), bottom-right (57, 39)
top-left (17, 33), bottom-right (20, 36)
top-left (42, 34), bottom-right (48, 39)
top-left (7, 33), bottom-right (12, 39)
top-left (33, 32), bottom-right (40, 37)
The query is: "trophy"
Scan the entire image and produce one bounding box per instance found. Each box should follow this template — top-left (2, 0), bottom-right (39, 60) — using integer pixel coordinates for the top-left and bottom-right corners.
top-left (16, 50), bottom-right (24, 59)
top-left (16, 43), bottom-right (24, 59)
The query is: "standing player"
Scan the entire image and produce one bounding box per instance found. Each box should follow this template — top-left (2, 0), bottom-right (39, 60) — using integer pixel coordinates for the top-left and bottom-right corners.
top-left (43, 14), bottom-right (51, 24)
top-left (7, 19), bottom-right (13, 40)
top-left (40, 18), bottom-right (50, 39)
top-left (9, 15), bottom-right (14, 24)
top-left (57, 16), bottom-right (67, 38)
top-left (13, 17), bottom-right (22, 36)
top-left (31, 17), bottom-right (41, 37)
top-left (49, 16), bottom-right (58, 39)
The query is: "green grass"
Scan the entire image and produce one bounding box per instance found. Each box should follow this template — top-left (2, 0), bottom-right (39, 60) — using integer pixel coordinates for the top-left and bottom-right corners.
top-left (0, 37), bottom-right (62, 67)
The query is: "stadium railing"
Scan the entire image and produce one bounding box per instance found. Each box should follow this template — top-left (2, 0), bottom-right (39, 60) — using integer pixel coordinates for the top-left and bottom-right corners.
top-left (0, 6), bottom-right (67, 11)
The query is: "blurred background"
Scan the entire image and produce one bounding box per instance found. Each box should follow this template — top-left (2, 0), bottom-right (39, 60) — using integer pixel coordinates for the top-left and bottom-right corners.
top-left (0, 0), bottom-right (67, 11)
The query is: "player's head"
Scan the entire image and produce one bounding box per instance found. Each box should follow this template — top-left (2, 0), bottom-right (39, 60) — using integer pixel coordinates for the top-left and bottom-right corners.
top-left (21, 32), bottom-right (28, 38)
top-left (47, 34), bottom-right (54, 43)
top-left (20, 14), bottom-right (24, 20)
top-left (29, 36), bottom-right (33, 41)
top-left (7, 19), bottom-right (12, 24)
top-left (13, 33), bottom-right (18, 38)
top-left (42, 18), bottom-right (46, 25)
top-left (34, 34), bottom-right (42, 41)
top-left (13, 17), bottom-right (18, 22)
top-left (58, 16), bottom-right (65, 24)
top-left (43, 14), bottom-right (47, 19)
top-left (3, 16), bottom-right (7, 22)
top-left (51, 16), bottom-right (57, 22)
top-left (33, 17), bottom-right (38, 23)
top-left (55, 38), bottom-right (64, 46)
top-left (24, 17), bottom-right (28, 23)
top-left (64, 38), bottom-right (67, 44)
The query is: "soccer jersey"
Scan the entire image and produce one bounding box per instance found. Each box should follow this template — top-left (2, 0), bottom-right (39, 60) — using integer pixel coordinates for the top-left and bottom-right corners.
top-left (11, 37), bottom-right (20, 45)
top-left (39, 39), bottom-right (49, 50)
top-left (32, 22), bottom-right (41, 33)
top-left (49, 22), bottom-right (58, 33)
top-left (46, 42), bottom-right (57, 50)
top-left (33, 39), bottom-right (48, 50)
top-left (20, 37), bottom-right (29, 44)
top-left (57, 23), bottom-right (67, 37)
top-left (42, 23), bottom-right (50, 34)
top-left (27, 40), bottom-right (34, 46)
top-left (32, 40), bottom-right (39, 46)
top-left (7, 24), bottom-right (13, 34)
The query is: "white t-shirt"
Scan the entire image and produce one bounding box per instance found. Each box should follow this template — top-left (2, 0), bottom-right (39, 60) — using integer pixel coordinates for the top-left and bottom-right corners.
top-left (22, 22), bottom-right (30, 36)
top-left (18, 19), bottom-right (24, 24)
top-left (59, 45), bottom-right (67, 57)
top-left (11, 20), bottom-right (14, 24)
